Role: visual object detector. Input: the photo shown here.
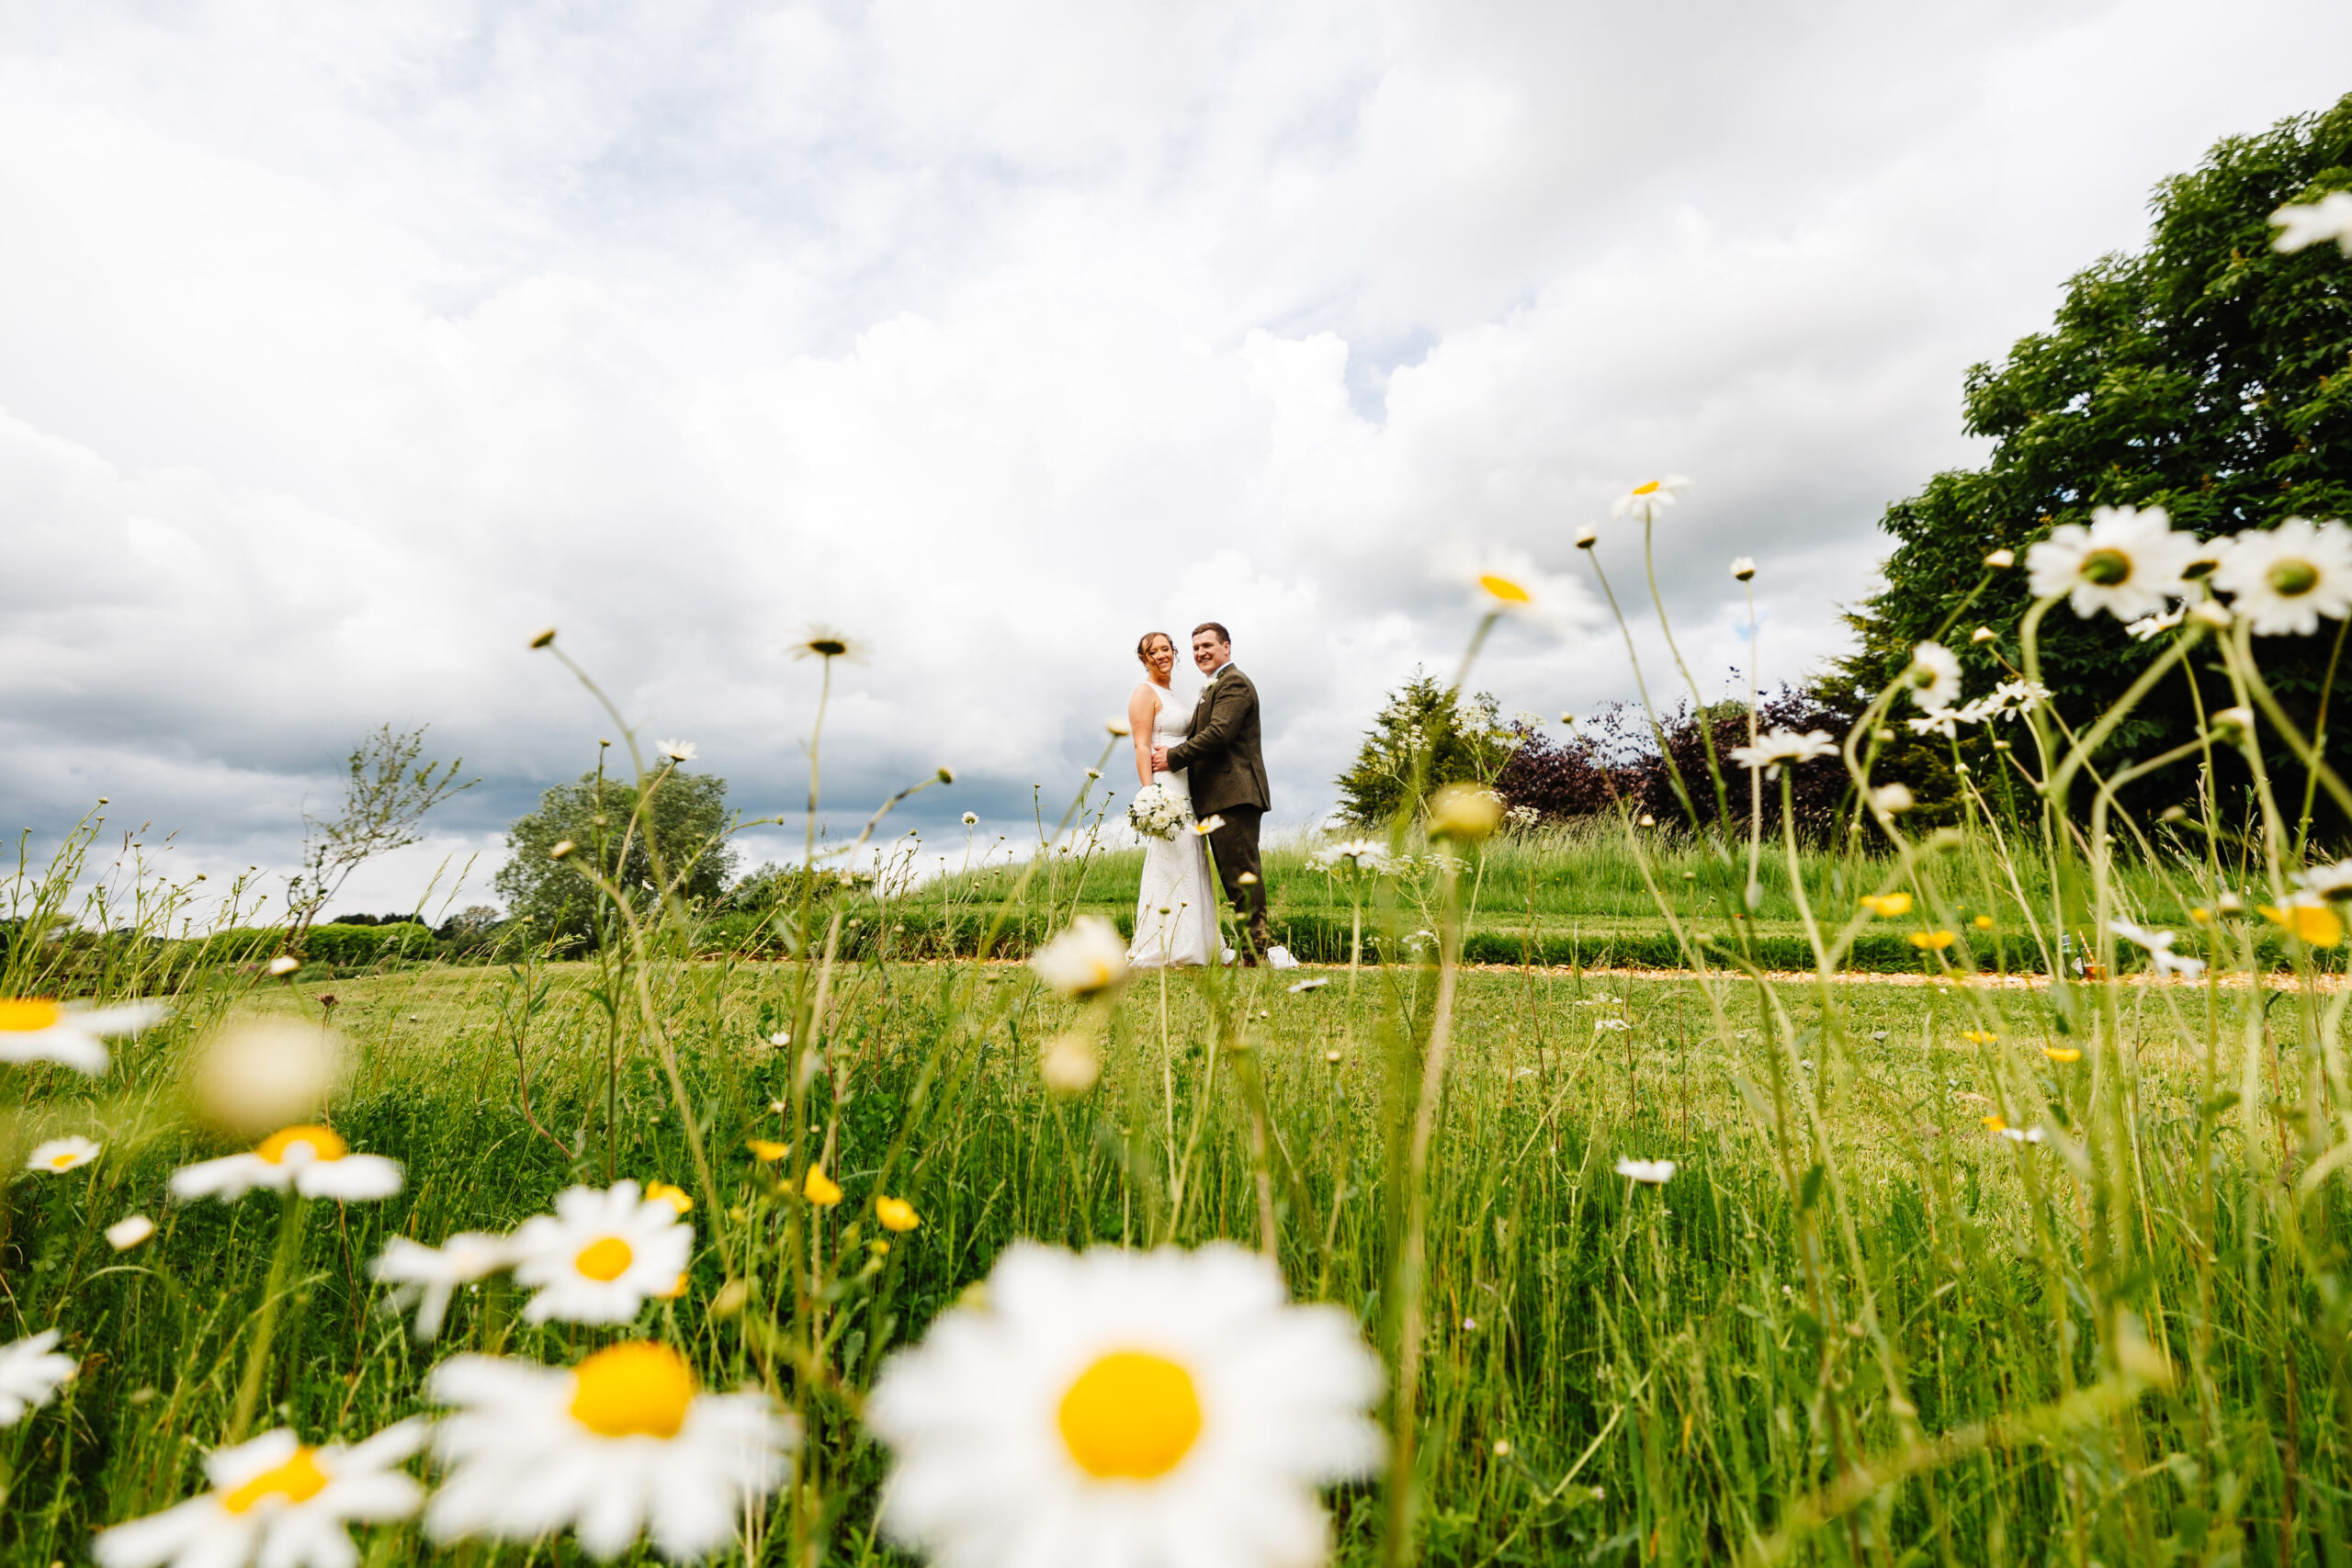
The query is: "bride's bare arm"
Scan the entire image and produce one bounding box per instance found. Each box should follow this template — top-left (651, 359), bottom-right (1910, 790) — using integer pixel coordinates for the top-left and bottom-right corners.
top-left (1129, 684), bottom-right (1159, 787)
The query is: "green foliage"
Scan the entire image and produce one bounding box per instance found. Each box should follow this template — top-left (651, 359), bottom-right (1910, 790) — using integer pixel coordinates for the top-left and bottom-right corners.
top-left (492, 767), bottom-right (738, 948)
top-left (300, 921), bottom-right (435, 966)
top-left (1836, 94), bottom-right (2352, 816)
top-left (1333, 673), bottom-right (1517, 827)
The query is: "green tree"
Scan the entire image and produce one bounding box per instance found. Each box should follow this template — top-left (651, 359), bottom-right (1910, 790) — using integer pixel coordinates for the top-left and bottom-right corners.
top-left (285, 724), bottom-right (474, 942)
top-left (1334, 673), bottom-right (1518, 828)
top-left (1833, 95), bottom-right (2352, 819)
top-left (494, 768), bottom-right (738, 947)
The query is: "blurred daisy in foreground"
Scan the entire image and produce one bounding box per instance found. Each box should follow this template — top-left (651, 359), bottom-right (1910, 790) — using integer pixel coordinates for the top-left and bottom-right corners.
top-left (509, 1182), bottom-right (693, 1325)
top-left (1901, 642), bottom-right (1962, 714)
top-left (170, 1126), bottom-right (403, 1203)
top-left (2211, 517), bottom-right (2352, 636)
top-left (0, 998), bottom-right (166, 1075)
top-left (868, 1242), bottom-right (1383, 1568)
top-left (26, 1134), bottom-right (99, 1173)
top-left (1615, 1158), bottom-right (1677, 1185)
top-left (1030, 918), bottom-right (1129, 998)
top-left (1610, 475), bottom-right (1690, 525)
top-left (0, 1329), bottom-right (75, 1426)
top-left (2272, 191), bottom-right (2352, 255)
top-left (93, 1422), bottom-right (425, 1568)
top-left (653, 739), bottom-right (697, 764)
top-left (2108, 920), bottom-right (2208, 979)
top-left (1728, 728), bottom-right (1837, 779)
top-left (1434, 543), bottom-right (1595, 637)
top-left (2260, 896), bottom-right (2346, 949)
top-left (107, 1214), bottom-right (156, 1250)
top-left (371, 1233), bottom-right (514, 1341)
top-left (2025, 504), bottom-right (2198, 621)
top-left (425, 1342), bottom-right (797, 1562)
top-left (2294, 858), bottom-right (2352, 899)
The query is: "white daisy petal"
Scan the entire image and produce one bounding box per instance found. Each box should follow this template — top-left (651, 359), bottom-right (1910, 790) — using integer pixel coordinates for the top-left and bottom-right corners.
top-left (2211, 517), bottom-right (2352, 636)
top-left (0, 1329), bottom-right (77, 1426)
top-left (867, 1242), bottom-right (1383, 1568)
top-left (27, 1135), bottom-right (101, 1174)
top-left (1727, 728), bottom-right (1838, 780)
top-left (0, 998), bottom-right (165, 1075)
top-left (93, 1422), bottom-right (424, 1568)
top-left (424, 1342), bottom-right (796, 1561)
top-left (171, 1127), bottom-right (402, 1206)
top-left (1433, 542), bottom-right (1596, 637)
top-left (2024, 503), bottom-right (2199, 622)
top-left (1029, 919), bottom-right (1130, 998)
top-left (509, 1182), bottom-right (695, 1325)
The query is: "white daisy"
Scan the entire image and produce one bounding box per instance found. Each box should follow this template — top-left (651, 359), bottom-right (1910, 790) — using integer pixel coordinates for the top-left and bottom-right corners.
top-left (2294, 858), bottom-right (2352, 899)
top-left (27, 1134), bottom-right (100, 1173)
top-left (2025, 504), bottom-right (2199, 621)
top-left (1614, 1158), bottom-right (1677, 1185)
top-left (1901, 642), bottom-right (1962, 714)
top-left (1610, 474), bottom-right (1691, 525)
top-left (92, 1422), bottom-right (425, 1568)
top-left (1870, 783), bottom-right (1916, 815)
top-left (371, 1233), bottom-right (514, 1341)
top-left (2126, 606), bottom-right (2187, 641)
top-left (2211, 517), bottom-right (2352, 636)
top-left (1029, 918), bottom-right (1130, 998)
top-left (1311, 838), bottom-right (1390, 874)
top-left (424, 1341), bottom-right (797, 1561)
top-left (866, 1242), bottom-right (1383, 1568)
top-left (0, 998), bottom-right (166, 1075)
top-left (654, 739), bottom-right (698, 763)
top-left (170, 1126), bottom-right (404, 1204)
top-left (1729, 556), bottom-right (1757, 581)
top-left (2108, 920), bottom-right (2208, 979)
top-left (1727, 728), bottom-right (1838, 779)
top-left (508, 1182), bottom-right (693, 1325)
top-left (2271, 191), bottom-right (2352, 256)
top-left (1435, 543), bottom-right (1594, 637)
top-left (0, 1329), bottom-right (75, 1425)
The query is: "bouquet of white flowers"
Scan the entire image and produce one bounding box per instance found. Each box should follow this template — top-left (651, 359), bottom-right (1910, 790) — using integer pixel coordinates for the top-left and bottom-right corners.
top-left (1126, 783), bottom-right (1193, 841)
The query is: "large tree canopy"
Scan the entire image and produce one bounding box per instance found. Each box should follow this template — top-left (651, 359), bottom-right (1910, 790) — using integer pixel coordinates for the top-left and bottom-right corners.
top-left (494, 768), bottom-right (738, 947)
top-left (1834, 95), bottom-right (2352, 820)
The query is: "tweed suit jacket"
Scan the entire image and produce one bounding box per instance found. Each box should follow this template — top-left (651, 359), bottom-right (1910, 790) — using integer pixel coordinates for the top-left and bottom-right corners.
top-left (1166, 665), bottom-right (1271, 817)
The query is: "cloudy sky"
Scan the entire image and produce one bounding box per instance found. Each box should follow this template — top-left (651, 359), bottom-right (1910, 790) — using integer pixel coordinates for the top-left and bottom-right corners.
top-left (6, 1), bottom-right (2350, 917)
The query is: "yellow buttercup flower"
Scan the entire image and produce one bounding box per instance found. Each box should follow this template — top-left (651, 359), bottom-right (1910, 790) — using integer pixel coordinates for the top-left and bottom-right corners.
top-left (1909, 931), bottom-right (1957, 951)
top-left (1973, 914), bottom-right (1995, 930)
top-left (1960, 1030), bottom-right (1997, 1045)
top-left (876, 1196), bottom-right (922, 1233)
top-left (645, 1181), bottom-right (693, 1214)
top-left (746, 1139), bottom-right (788, 1162)
top-left (1983, 1115), bottom-right (2007, 1132)
top-left (2043, 1047), bottom-right (2082, 1063)
top-left (803, 1166), bottom-right (843, 1206)
top-left (1860, 893), bottom-right (1913, 917)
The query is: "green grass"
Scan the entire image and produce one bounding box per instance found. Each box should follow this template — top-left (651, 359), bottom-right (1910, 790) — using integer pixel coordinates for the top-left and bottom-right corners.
top-left (4, 950), bottom-right (2338, 1564)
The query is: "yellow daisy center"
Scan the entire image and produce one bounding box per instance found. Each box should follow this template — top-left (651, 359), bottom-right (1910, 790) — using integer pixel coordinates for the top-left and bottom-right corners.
top-left (50, 1152), bottom-right (79, 1168)
top-left (1057, 1348), bottom-right (1203, 1481)
top-left (221, 1447), bottom-right (329, 1514)
top-left (0, 998), bottom-right (62, 1032)
top-left (1476, 573), bottom-right (1533, 604)
top-left (2079, 547), bottom-right (2132, 586)
top-left (575, 1235), bottom-right (635, 1280)
top-left (570, 1342), bottom-right (695, 1438)
top-left (255, 1126), bottom-right (347, 1164)
top-left (2268, 558), bottom-right (2320, 597)
top-left (1632, 480), bottom-right (1661, 496)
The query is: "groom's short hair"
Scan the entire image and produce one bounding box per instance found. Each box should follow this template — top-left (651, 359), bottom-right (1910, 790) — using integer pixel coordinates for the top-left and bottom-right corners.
top-left (1192, 621), bottom-right (1230, 646)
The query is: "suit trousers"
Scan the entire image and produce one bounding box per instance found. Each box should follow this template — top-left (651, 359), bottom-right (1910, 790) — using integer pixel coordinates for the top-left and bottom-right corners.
top-left (1203, 805), bottom-right (1268, 959)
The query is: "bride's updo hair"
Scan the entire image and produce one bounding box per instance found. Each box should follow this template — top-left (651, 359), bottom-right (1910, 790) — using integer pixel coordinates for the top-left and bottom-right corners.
top-left (1136, 631), bottom-right (1174, 666)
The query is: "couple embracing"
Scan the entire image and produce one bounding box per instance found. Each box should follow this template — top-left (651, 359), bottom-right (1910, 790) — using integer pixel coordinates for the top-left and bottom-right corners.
top-left (1125, 622), bottom-right (1292, 970)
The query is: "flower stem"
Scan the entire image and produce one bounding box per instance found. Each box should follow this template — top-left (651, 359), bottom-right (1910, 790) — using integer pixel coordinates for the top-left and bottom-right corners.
top-left (228, 1190), bottom-right (309, 1440)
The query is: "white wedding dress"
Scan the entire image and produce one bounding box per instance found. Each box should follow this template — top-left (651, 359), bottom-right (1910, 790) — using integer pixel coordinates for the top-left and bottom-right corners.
top-left (1128, 682), bottom-right (1219, 967)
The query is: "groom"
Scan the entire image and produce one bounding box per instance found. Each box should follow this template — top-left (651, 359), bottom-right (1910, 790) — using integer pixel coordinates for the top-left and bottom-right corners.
top-left (1153, 622), bottom-right (1272, 963)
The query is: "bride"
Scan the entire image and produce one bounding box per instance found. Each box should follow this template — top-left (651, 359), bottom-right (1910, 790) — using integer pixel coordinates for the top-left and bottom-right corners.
top-left (1125, 631), bottom-right (1218, 967)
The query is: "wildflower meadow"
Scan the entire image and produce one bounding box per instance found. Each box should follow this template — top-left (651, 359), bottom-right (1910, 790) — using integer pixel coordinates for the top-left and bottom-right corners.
top-left (11, 192), bottom-right (2352, 1568)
